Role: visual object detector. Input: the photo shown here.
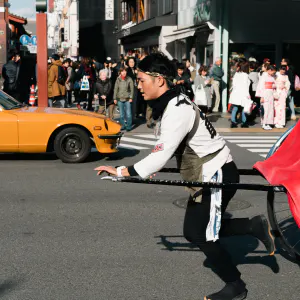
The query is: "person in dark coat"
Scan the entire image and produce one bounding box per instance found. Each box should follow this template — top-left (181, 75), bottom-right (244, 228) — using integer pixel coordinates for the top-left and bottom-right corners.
top-left (77, 57), bottom-right (96, 110)
top-left (2, 50), bottom-right (19, 99)
top-left (175, 63), bottom-right (194, 100)
top-left (93, 70), bottom-right (113, 117)
top-left (126, 57), bottom-right (138, 122)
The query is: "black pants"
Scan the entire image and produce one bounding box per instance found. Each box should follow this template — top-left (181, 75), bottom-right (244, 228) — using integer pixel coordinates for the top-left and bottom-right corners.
top-left (67, 90), bottom-right (73, 106)
top-left (183, 161), bottom-right (252, 283)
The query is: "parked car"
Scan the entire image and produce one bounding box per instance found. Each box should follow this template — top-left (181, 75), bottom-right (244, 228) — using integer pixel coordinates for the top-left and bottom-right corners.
top-left (0, 91), bottom-right (122, 163)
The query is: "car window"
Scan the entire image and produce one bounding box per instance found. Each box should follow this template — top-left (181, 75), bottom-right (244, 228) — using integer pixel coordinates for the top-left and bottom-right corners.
top-left (0, 91), bottom-right (23, 110)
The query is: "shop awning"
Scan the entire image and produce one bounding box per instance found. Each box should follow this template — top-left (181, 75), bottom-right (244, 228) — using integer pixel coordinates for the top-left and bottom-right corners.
top-left (164, 28), bottom-right (196, 43)
top-left (116, 14), bottom-right (177, 39)
top-left (163, 23), bottom-right (212, 44)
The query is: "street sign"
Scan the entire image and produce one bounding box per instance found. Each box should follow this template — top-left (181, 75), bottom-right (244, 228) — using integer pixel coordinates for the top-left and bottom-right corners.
top-left (20, 35), bottom-right (31, 46)
top-left (36, 0), bottom-right (47, 13)
top-left (61, 41), bottom-right (69, 49)
top-left (28, 45), bottom-right (37, 54)
top-left (31, 35), bottom-right (37, 46)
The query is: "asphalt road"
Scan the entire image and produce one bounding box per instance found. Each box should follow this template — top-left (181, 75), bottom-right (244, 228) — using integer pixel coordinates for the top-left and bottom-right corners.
top-left (0, 132), bottom-right (299, 300)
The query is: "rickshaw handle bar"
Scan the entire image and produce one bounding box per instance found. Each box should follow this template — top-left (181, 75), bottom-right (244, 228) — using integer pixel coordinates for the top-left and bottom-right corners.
top-left (117, 177), bottom-right (286, 192)
top-left (160, 168), bottom-right (261, 176)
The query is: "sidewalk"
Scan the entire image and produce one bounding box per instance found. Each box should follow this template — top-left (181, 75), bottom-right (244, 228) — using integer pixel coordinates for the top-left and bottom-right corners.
top-left (69, 101), bottom-right (298, 134)
top-left (129, 112), bottom-right (299, 134)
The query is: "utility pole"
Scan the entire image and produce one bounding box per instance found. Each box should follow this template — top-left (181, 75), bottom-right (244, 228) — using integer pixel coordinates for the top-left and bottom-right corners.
top-left (36, 0), bottom-right (48, 107)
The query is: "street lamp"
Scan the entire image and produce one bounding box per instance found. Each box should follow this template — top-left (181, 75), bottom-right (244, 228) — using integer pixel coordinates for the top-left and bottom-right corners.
top-left (36, 0), bottom-right (47, 13)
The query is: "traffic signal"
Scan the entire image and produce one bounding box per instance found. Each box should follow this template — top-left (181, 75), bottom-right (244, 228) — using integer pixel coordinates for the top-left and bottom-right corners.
top-left (36, 0), bottom-right (47, 13)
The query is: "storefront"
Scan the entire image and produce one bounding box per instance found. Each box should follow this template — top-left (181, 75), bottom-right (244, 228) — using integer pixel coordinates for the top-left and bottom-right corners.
top-left (163, 0), bottom-right (216, 64)
top-left (116, 14), bottom-right (177, 55)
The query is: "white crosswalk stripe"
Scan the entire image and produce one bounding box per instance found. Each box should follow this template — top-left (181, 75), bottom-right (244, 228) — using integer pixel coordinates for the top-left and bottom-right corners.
top-left (223, 135), bottom-right (281, 158)
top-left (121, 137), bottom-right (157, 146)
top-left (113, 134), bottom-right (282, 160)
top-left (118, 143), bottom-right (149, 150)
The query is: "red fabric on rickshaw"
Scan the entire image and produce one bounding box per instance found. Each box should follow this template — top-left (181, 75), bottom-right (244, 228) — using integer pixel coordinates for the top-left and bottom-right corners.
top-left (254, 121), bottom-right (300, 227)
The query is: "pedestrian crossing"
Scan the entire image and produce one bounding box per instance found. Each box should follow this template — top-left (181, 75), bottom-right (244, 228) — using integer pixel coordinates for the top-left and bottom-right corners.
top-left (116, 134), bottom-right (282, 159)
top-left (223, 135), bottom-right (281, 158)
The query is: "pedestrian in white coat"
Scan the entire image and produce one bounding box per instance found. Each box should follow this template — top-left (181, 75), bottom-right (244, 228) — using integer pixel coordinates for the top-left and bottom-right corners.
top-left (229, 62), bottom-right (251, 128)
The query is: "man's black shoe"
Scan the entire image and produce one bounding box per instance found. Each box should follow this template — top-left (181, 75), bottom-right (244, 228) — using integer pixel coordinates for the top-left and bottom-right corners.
top-left (231, 122), bottom-right (238, 128)
top-left (250, 215), bottom-right (275, 255)
top-left (205, 279), bottom-right (248, 300)
top-left (241, 123), bottom-right (249, 128)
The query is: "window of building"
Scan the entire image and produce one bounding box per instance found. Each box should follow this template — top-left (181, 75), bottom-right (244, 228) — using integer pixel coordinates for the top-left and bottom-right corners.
top-left (121, 0), bottom-right (137, 27)
top-left (121, 0), bottom-right (154, 27)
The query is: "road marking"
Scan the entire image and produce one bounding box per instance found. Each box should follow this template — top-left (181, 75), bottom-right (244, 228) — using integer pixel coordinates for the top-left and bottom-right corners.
top-left (133, 134), bottom-right (158, 140)
top-left (223, 136), bottom-right (280, 139)
top-left (226, 140), bottom-right (277, 143)
top-left (118, 143), bottom-right (149, 150)
top-left (121, 137), bottom-right (157, 146)
top-left (260, 154), bottom-right (267, 158)
top-left (236, 144), bottom-right (274, 148)
top-left (248, 149), bottom-right (270, 153)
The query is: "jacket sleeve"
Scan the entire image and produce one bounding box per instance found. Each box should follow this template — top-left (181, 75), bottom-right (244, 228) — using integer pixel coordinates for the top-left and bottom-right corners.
top-left (67, 68), bottom-right (72, 82)
top-left (133, 102), bottom-right (195, 178)
top-left (93, 82), bottom-right (97, 95)
top-left (2, 65), bottom-right (7, 80)
top-left (193, 75), bottom-right (200, 89)
top-left (113, 79), bottom-right (119, 100)
top-left (213, 66), bottom-right (224, 79)
top-left (129, 78), bottom-right (134, 99)
top-left (107, 80), bottom-right (112, 96)
top-left (48, 66), bottom-right (56, 90)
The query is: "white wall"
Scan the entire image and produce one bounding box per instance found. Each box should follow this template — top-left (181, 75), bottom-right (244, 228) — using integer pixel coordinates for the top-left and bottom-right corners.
top-left (68, 0), bottom-right (79, 57)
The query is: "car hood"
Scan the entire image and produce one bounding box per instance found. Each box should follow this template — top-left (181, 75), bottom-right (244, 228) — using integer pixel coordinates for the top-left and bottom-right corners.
top-left (14, 106), bottom-right (107, 119)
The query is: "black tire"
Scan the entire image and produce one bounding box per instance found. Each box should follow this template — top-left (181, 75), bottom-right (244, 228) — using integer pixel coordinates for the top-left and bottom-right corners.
top-left (266, 125), bottom-right (300, 262)
top-left (267, 190), bottom-right (300, 262)
top-left (54, 127), bottom-right (91, 163)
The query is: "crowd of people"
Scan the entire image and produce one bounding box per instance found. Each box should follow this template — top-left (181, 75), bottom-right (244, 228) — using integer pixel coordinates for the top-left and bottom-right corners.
top-left (46, 50), bottom-right (156, 131)
top-left (228, 57), bottom-right (299, 129)
top-left (2, 49), bottom-right (299, 131)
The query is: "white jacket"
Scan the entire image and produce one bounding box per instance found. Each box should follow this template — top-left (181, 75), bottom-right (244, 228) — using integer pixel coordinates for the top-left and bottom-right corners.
top-left (134, 95), bottom-right (232, 181)
top-left (229, 72), bottom-right (251, 107)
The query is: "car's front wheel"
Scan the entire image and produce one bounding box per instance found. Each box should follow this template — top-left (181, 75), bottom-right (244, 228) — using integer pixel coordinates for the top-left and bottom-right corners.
top-left (54, 127), bottom-right (91, 163)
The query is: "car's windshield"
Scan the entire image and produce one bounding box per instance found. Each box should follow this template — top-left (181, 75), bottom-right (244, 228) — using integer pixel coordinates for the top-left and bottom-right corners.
top-left (0, 91), bottom-right (24, 110)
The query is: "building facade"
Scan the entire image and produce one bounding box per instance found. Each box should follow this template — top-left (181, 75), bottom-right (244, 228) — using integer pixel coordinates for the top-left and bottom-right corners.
top-left (78, 0), bottom-right (119, 62)
top-left (115, 0), bottom-right (178, 56)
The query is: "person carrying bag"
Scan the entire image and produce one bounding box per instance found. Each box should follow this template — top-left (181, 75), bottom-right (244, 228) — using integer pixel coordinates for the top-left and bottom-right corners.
top-left (193, 65), bottom-right (213, 113)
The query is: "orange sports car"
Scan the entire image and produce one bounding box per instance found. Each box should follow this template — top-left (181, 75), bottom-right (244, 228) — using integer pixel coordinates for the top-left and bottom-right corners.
top-left (0, 91), bottom-right (122, 163)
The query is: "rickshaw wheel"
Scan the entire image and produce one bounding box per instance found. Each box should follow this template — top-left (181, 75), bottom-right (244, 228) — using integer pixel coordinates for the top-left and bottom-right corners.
top-left (265, 125), bottom-right (300, 262)
top-left (267, 190), bottom-right (300, 262)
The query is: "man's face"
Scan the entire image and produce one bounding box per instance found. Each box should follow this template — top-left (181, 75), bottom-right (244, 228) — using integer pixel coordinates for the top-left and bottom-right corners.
top-left (216, 59), bottom-right (222, 66)
top-left (177, 69), bottom-right (184, 76)
top-left (15, 55), bottom-right (20, 62)
top-left (120, 70), bottom-right (127, 77)
top-left (100, 72), bottom-right (107, 81)
top-left (64, 62), bottom-right (70, 68)
top-left (281, 60), bottom-right (287, 66)
top-left (128, 59), bottom-right (135, 68)
top-left (137, 71), bottom-right (160, 101)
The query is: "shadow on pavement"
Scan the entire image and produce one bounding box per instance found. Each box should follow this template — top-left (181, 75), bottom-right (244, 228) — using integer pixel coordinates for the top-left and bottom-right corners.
top-left (103, 148), bottom-right (140, 161)
top-left (155, 235), bottom-right (280, 274)
top-left (0, 148), bottom-right (140, 163)
top-left (0, 278), bottom-right (23, 297)
top-left (0, 153), bottom-right (58, 161)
